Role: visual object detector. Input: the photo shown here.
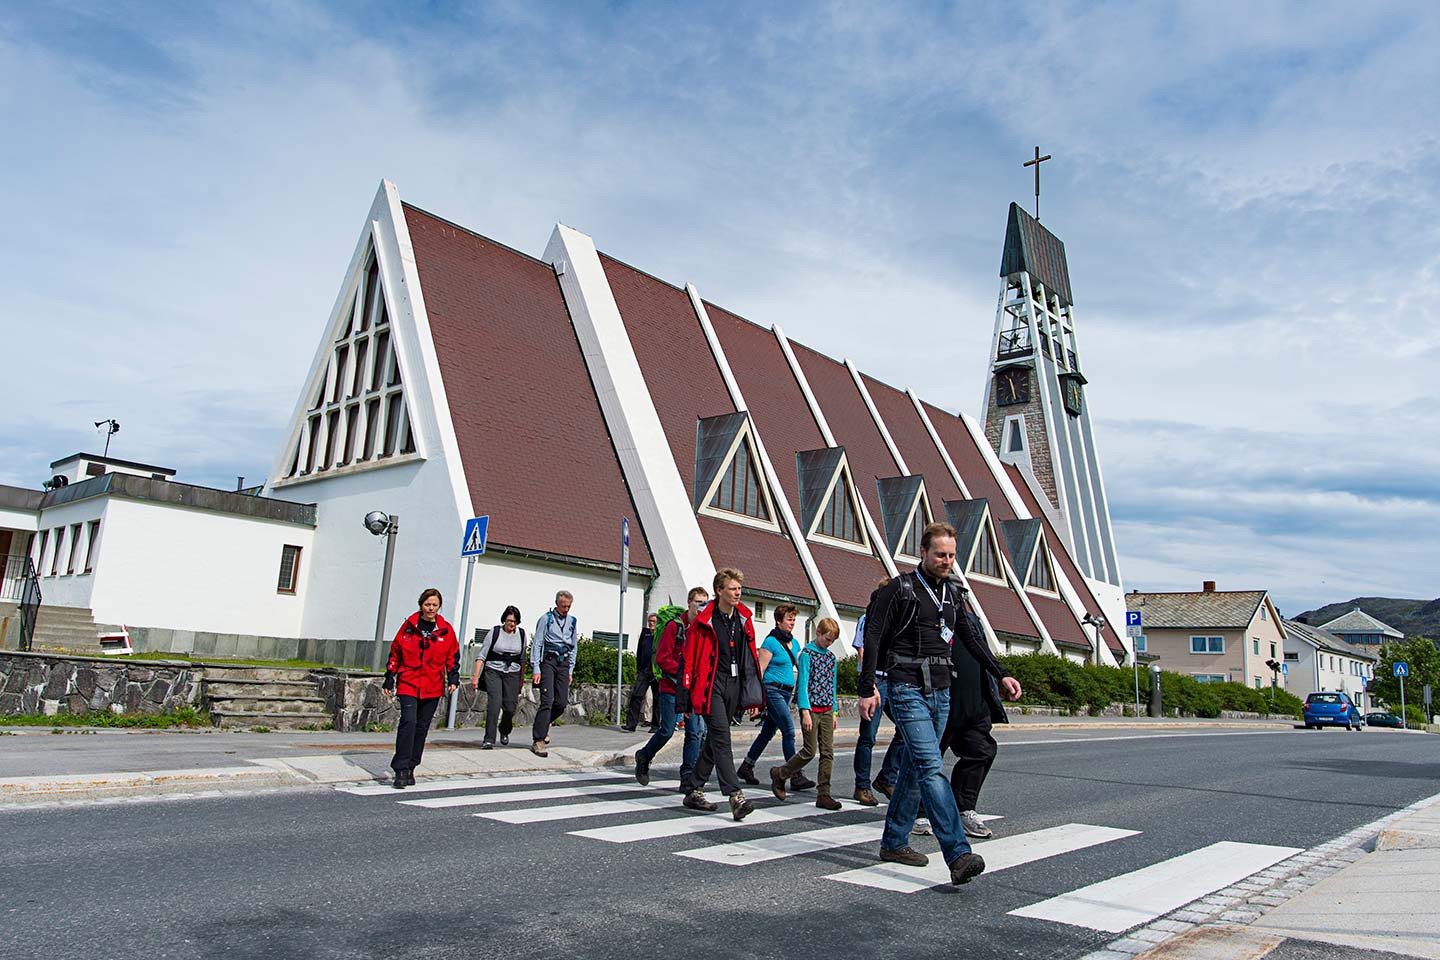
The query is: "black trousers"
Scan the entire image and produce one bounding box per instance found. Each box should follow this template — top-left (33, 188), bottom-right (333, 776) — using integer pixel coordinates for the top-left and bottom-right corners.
top-left (532, 654), bottom-right (571, 742)
top-left (947, 718), bottom-right (998, 812)
top-left (481, 668), bottom-right (521, 743)
top-left (684, 675), bottom-right (741, 796)
top-left (625, 671), bottom-right (656, 729)
top-left (392, 695), bottom-right (441, 773)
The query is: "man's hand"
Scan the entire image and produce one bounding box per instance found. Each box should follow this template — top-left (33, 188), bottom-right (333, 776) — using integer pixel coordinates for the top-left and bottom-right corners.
top-left (747, 707), bottom-right (760, 719)
top-left (382, 687), bottom-right (394, 701)
top-left (832, 713), bottom-right (839, 730)
top-left (801, 710), bottom-right (813, 732)
top-left (858, 693), bottom-right (882, 721)
top-left (532, 672), bottom-right (542, 686)
top-left (1001, 677), bottom-right (1022, 701)
top-left (447, 684), bottom-right (458, 695)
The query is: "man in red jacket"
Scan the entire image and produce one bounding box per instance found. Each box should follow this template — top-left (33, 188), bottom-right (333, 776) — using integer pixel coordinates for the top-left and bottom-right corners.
top-left (679, 568), bottom-right (763, 821)
top-left (633, 586), bottom-right (708, 786)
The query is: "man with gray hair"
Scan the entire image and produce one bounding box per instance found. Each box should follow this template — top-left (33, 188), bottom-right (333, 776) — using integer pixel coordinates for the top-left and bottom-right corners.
top-left (531, 590), bottom-right (579, 756)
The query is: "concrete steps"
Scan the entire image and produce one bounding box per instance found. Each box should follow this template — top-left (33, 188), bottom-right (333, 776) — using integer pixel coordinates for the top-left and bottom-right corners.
top-left (22, 605), bottom-right (123, 654)
top-left (202, 667), bottom-right (331, 730)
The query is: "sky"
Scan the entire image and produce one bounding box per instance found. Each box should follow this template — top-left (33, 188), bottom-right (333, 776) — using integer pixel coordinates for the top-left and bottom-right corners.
top-left (2, 1), bottom-right (1437, 616)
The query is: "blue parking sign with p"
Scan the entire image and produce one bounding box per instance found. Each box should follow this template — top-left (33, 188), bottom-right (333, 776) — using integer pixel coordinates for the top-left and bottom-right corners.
top-left (461, 516), bottom-right (489, 557)
top-left (1125, 611), bottom-right (1143, 628)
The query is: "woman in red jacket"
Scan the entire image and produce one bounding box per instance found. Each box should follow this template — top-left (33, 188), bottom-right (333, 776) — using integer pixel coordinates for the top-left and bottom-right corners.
top-left (383, 588), bottom-right (460, 788)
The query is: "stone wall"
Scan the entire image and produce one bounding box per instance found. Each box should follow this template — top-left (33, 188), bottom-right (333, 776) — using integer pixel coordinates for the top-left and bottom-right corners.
top-left (315, 674), bottom-right (634, 732)
top-left (0, 651), bottom-right (202, 717)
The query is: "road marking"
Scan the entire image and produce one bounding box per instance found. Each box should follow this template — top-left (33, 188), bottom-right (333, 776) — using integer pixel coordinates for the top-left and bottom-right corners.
top-left (480, 793), bottom-right (682, 823)
top-left (572, 798), bottom-right (866, 843)
top-left (827, 823), bottom-right (1140, 893)
top-left (1008, 840), bottom-right (1303, 932)
top-left (402, 781), bottom-right (673, 809)
top-left (675, 815), bottom-right (1002, 866)
top-left (337, 771), bottom-right (626, 796)
top-left (997, 731), bottom-right (1296, 747)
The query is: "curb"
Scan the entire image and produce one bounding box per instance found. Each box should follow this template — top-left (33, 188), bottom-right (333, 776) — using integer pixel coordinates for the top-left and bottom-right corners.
top-left (0, 766), bottom-right (307, 806)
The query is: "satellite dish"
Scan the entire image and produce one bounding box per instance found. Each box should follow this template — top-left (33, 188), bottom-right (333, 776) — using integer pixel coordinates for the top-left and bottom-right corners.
top-left (363, 510), bottom-right (391, 536)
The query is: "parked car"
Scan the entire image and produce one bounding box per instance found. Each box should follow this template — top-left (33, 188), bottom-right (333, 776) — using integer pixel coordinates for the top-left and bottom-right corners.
top-left (1303, 691), bottom-right (1362, 730)
top-left (1363, 712), bottom-right (1404, 729)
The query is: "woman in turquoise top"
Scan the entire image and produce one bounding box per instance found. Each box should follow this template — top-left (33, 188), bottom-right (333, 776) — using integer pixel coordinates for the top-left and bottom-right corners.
top-left (737, 604), bottom-right (815, 790)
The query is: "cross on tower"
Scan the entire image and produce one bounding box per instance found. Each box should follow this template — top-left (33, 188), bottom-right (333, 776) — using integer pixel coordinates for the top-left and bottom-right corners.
top-left (1023, 146), bottom-right (1052, 221)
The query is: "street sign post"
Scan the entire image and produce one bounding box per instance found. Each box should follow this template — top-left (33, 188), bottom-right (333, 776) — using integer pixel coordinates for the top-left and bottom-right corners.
top-left (448, 516), bottom-right (489, 730)
top-left (615, 519), bottom-right (630, 726)
top-left (1280, 662), bottom-right (1288, 677)
top-left (1126, 611), bottom-right (1143, 717)
top-left (1395, 661), bottom-right (1409, 728)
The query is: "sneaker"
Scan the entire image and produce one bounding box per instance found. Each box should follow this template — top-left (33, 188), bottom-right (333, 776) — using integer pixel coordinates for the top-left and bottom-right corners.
top-left (634, 752), bottom-right (651, 786)
top-left (544, 736), bottom-right (550, 745)
top-left (499, 734), bottom-right (509, 746)
top-left (768, 766), bottom-right (788, 801)
top-left (790, 773), bottom-right (817, 791)
top-left (481, 741), bottom-right (494, 750)
top-left (816, 793), bottom-right (842, 811)
top-left (530, 741), bottom-right (548, 758)
top-left (736, 760), bottom-right (761, 786)
top-left (729, 791), bottom-right (755, 821)
top-left (683, 790), bottom-right (717, 812)
top-left (913, 817), bottom-right (932, 837)
top-left (873, 781), bottom-right (894, 799)
top-left (948, 852), bottom-right (986, 885)
top-left (853, 788), bottom-right (879, 807)
top-left (879, 846), bottom-right (928, 867)
top-left (961, 810), bottom-right (993, 839)
top-left (621, 725), bottom-right (637, 733)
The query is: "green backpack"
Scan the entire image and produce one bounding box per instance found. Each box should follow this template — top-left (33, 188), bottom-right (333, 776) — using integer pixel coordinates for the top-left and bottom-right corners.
top-left (651, 604), bottom-right (687, 684)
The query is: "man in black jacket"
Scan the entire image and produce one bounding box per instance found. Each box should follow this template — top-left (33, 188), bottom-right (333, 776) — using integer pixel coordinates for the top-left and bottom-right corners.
top-left (623, 613), bottom-right (660, 732)
top-left (858, 521), bottom-right (1020, 886)
top-left (941, 605), bottom-right (1014, 839)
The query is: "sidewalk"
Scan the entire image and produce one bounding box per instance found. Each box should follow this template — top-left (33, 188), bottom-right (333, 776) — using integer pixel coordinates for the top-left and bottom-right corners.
top-left (1103, 792), bottom-right (1440, 960)
top-left (0, 713), bottom-right (1291, 805)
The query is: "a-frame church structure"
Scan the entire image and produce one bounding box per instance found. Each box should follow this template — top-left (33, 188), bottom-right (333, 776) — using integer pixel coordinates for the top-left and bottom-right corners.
top-left (262, 181), bottom-right (1128, 665)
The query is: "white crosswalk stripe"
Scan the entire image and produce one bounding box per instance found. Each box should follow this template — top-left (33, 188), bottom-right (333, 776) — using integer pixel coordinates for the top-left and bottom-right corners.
top-left (675, 815), bottom-right (1002, 866)
top-left (572, 797), bottom-right (867, 843)
top-left (826, 823), bottom-right (1141, 893)
top-left (1008, 840), bottom-right (1302, 932)
top-left (480, 793), bottom-right (682, 824)
top-left (336, 771), bottom-right (626, 796)
top-left (400, 781), bottom-right (674, 810)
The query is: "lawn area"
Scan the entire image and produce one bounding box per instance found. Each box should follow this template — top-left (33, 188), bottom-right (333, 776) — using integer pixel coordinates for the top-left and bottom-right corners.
top-left (0, 705), bottom-right (213, 729)
top-left (110, 653), bottom-right (339, 671)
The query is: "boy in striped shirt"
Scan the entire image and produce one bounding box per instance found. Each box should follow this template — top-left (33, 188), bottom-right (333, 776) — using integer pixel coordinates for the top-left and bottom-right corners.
top-left (768, 617), bottom-right (842, 810)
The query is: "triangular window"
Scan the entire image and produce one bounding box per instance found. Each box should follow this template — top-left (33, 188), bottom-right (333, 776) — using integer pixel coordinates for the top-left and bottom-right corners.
top-left (279, 240), bottom-right (419, 484)
top-left (968, 520), bottom-right (1003, 580)
top-left (815, 465), bottom-right (863, 545)
top-left (1028, 544), bottom-right (1057, 592)
top-left (708, 432), bottom-right (770, 522)
top-left (897, 496), bottom-right (931, 561)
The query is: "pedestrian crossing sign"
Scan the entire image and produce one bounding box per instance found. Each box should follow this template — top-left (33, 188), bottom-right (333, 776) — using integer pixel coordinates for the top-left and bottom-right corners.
top-left (461, 516), bottom-right (489, 557)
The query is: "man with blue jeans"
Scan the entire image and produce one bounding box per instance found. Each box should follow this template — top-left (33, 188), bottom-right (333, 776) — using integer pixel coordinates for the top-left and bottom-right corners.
top-left (852, 584), bottom-right (903, 806)
top-left (633, 587), bottom-right (711, 789)
top-left (736, 604), bottom-right (814, 791)
top-left (858, 522), bottom-right (1020, 886)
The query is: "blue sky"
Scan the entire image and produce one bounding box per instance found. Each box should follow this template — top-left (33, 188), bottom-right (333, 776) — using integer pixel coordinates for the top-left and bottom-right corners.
top-left (2, 1), bottom-right (1437, 615)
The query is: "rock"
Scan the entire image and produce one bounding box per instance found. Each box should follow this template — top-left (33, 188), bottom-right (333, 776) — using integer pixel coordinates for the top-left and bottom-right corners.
top-left (0, 693), bottom-right (22, 714)
top-left (20, 687), bottom-right (39, 713)
top-left (125, 667), bottom-right (155, 683)
top-left (66, 694), bottom-right (87, 715)
top-left (42, 668), bottom-right (72, 701)
top-left (76, 667), bottom-right (98, 700)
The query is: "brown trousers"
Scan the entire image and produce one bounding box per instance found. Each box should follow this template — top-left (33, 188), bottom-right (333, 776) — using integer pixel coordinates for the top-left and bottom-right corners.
top-left (777, 710), bottom-right (835, 793)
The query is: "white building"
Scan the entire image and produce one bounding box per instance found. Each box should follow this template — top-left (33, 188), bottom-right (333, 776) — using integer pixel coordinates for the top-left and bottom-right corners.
top-left (1283, 619), bottom-right (1380, 711)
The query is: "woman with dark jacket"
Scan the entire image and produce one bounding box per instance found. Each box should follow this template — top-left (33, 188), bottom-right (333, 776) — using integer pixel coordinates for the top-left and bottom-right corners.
top-left (383, 588), bottom-right (460, 788)
top-left (470, 605), bottom-right (527, 749)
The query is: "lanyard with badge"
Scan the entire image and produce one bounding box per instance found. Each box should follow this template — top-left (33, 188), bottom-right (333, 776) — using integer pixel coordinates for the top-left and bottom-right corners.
top-left (916, 572), bottom-right (954, 645)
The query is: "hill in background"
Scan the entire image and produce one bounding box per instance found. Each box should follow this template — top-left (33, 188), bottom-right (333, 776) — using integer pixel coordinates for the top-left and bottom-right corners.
top-left (1294, 596), bottom-right (1440, 639)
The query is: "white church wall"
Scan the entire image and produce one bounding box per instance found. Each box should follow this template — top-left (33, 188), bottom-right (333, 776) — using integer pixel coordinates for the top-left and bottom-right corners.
top-left (85, 498), bottom-right (313, 636)
top-left (0, 505), bottom-right (39, 534)
top-left (31, 497), bottom-right (106, 609)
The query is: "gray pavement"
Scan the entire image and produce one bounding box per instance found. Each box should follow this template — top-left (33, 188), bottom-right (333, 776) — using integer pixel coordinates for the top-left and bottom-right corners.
top-left (0, 723), bottom-right (1436, 960)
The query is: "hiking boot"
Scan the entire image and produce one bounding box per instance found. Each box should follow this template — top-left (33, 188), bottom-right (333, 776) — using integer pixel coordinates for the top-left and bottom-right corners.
top-left (879, 846), bottom-right (928, 867)
top-left (873, 780), bottom-right (894, 799)
top-left (683, 790), bottom-right (717, 812)
top-left (622, 725), bottom-right (637, 733)
top-left (816, 793), bottom-right (842, 811)
top-left (853, 787), bottom-right (879, 807)
top-left (948, 852), bottom-right (986, 885)
top-left (499, 734), bottom-right (509, 746)
top-left (729, 791), bottom-right (755, 821)
top-left (530, 741), bottom-right (548, 757)
top-left (736, 760), bottom-right (761, 785)
top-left (961, 810), bottom-right (993, 839)
top-left (634, 752), bottom-right (651, 787)
top-left (768, 766), bottom-right (788, 801)
top-left (391, 770), bottom-right (407, 790)
top-left (913, 817), bottom-right (932, 836)
top-left (481, 741), bottom-right (494, 750)
top-left (790, 773), bottom-right (817, 791)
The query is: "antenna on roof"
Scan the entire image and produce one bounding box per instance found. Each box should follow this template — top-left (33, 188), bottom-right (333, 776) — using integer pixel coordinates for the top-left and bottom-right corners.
top-left (94, 418), bottom-right (120, 458)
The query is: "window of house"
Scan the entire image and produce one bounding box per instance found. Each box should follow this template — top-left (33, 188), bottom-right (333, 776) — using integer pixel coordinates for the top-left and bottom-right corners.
top-left (1260, 604), bottom-right (1267, 621)
top-left (1270, 642), bottom-right (1277, 658)
top-left (968, 523), bottom-right (1003, 580)
top-left (1027, 546), bottom-right (1057, 592)
top-left (276, 545), bottom-right (302, 594)
top-left (1190, 635), bottom-right (1224, 654)
top-left (711, 438), bottom-right (769, 521)
top-left (66, 523), bottom-right (82, 575)
top-left (814, 469), bottom-right (862, 545)
top-left (49, 527), bottom-right (64, 576)
top-left (1283, 652), bottom-right (1299, 661)
top-left (1254, 677), bottom-right (1263, 690)
top-left (753, 601), bottom-right (766, 620)
top-left (85, 462), bottom-right (105, 477)
top-left (898, 502), bottom-right (926, 560)
top-left (34, 530), bottom-right (48, 572)
top-left (83, 521), bottom-right (100, 574)
top-left (1252, 639), bottom-right (1260, 655)
top-left (1193, 674), bottom-right (1225, 684)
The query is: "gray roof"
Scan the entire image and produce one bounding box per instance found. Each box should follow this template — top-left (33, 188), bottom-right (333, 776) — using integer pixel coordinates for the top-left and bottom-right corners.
top-left (877, 475), bottom-right (925, 556)
top-left (0, 484), bottom-right (43, 512)
top-left (1126, 590), bottom-right (1267, 630)
top-left (40, 472), bottom-right (316, 526)
top-left (945, 498), bottom-right (990, 561)
top-left (1000, 519), bottom-right (1042, 576)
top-left (1317, 608), bottom-right (1404, 639)
top-left (692, 412), bottom-right (748, 509)
top-left (1284, 619), bottom-right (1379, 661)
top-left (1000, 202), bottom-right (1074, 306)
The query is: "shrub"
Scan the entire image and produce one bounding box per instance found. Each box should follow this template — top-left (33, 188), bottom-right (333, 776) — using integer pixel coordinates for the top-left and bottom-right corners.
top-left (837, 656), bottom-right (859, 696)
top-left (572, 639), bottom-right (637, 686)
top-left (1404, 704), bottom-right (1429, 728)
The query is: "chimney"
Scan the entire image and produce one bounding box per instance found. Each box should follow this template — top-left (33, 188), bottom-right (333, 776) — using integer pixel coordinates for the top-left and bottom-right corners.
top-left (1202, 580), bottom-right (1216, 592)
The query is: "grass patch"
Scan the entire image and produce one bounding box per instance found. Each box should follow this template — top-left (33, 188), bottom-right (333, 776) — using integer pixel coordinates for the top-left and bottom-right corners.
top-left (111, 653), bottom-right (335, 670)
top-left (0, 704), bottom-right (213, 729)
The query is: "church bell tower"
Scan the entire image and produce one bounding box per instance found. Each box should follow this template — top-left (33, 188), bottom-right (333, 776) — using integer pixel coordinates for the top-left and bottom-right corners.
top-left (981, 201), bottom-right (1123, 611)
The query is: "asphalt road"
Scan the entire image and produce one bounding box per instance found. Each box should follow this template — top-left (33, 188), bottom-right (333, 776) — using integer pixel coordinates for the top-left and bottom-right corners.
top-left (2, 726), bottom-right (1436, 960)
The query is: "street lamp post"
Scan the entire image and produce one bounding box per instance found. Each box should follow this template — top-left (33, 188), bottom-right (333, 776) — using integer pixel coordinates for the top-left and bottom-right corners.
top-left (364, 511), bottom-right (400, 673)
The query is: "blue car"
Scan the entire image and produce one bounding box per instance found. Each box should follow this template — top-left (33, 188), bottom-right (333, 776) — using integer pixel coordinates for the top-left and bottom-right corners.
top-left (1303, 691), bottom-right (1362, 730)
